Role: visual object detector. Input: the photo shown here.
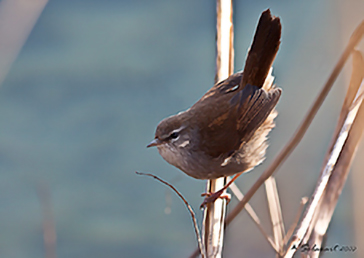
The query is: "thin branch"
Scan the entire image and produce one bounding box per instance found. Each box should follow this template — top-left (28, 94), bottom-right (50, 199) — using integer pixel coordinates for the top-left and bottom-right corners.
top-left (135, 172), bottom-right (206, 258)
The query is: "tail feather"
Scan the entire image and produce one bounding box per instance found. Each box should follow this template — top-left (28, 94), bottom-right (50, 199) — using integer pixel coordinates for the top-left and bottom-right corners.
top-left (240, 9), bottom-right (281, 89)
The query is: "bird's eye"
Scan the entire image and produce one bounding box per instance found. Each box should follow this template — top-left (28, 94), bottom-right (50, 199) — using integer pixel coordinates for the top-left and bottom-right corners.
top-left (170, 132), bottom-right (179, 139)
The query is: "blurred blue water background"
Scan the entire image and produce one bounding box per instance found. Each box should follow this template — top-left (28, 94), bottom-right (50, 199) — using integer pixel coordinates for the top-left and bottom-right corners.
top-left (0, 0), bottom-right (363, 257)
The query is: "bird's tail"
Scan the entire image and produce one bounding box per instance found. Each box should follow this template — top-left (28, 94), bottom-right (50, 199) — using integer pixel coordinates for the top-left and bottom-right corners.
top-left (240, 9), bottom-right (281, 89)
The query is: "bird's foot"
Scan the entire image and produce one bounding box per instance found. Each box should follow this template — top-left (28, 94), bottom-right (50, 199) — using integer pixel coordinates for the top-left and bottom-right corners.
top-left (200, 190), bottom-right (231, 208)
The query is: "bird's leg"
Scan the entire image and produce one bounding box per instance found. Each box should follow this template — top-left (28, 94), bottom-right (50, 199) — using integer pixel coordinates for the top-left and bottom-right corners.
top-left (200, 172), bottom-right (243, 208)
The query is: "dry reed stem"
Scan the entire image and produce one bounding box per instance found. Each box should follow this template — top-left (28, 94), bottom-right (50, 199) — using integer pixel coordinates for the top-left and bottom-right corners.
top-left (283, 52), bottom-right (364, 258)
top-left (299, 50), bottom-right (364, 258)
top-left (0, 0), bottom-right (48, 86)
top-left (263, 71), bottom-right (285, 256)
top-left (201, 1), bottom-right (234, 257)
top-left (282, 197), bottom-right (308, 246)
top-left (229, 180), bottom-right (279, 253)
top-left (265, 176), bottom-right (285, 256)
top-left (37, 182), bottom-right (57, 258)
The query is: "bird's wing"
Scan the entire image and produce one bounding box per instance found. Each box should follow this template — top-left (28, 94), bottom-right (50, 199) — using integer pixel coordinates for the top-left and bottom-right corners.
top-left (231, 84), bottom-right (281, 143)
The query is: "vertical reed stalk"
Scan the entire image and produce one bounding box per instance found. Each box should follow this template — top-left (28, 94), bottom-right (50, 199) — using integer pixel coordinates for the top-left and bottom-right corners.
top-left (201, 1), bottom-right (234, 257)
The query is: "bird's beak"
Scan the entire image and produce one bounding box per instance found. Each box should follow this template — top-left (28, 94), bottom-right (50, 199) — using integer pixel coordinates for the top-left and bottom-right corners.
top-left (147, 138), bottom-right (162, 148)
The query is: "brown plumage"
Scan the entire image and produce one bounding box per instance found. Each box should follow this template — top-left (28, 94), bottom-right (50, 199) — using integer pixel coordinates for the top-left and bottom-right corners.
top-left (148, 9), bottom-right (282, 180)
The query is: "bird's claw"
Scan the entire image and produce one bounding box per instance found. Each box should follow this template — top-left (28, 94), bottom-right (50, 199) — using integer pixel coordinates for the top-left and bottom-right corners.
top-left (200, 190), bottom-right (231, 208)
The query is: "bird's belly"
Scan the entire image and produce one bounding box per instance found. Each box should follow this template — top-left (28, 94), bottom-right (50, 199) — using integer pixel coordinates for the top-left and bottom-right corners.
top-left (157, 144), bottom-right (252, 180)
top-left (178, 153), bottom-right (251, 180)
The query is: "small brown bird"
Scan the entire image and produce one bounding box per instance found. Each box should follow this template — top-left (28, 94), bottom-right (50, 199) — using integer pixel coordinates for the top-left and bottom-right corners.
top-left (148, 9), bottom-right (282, 204)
